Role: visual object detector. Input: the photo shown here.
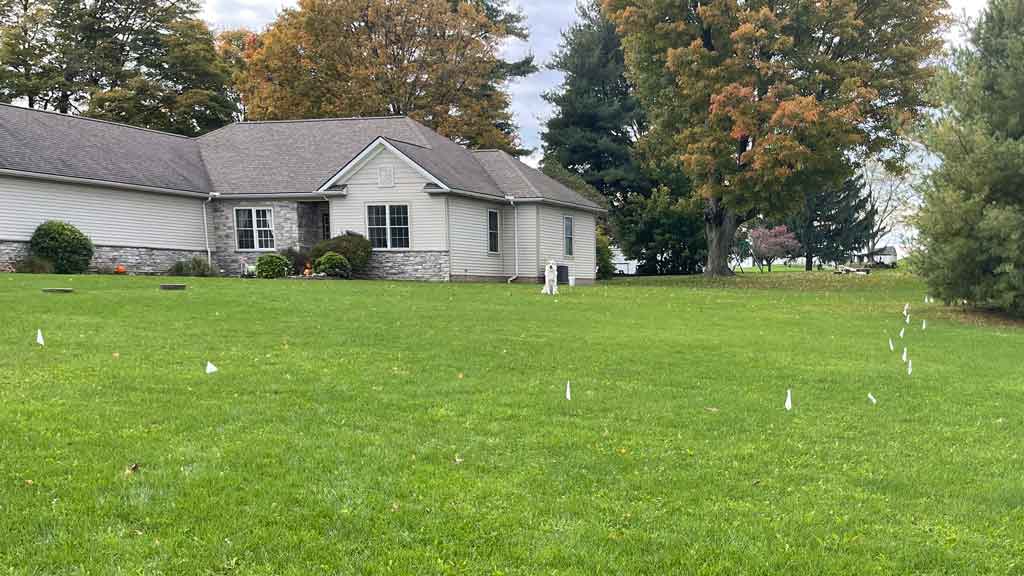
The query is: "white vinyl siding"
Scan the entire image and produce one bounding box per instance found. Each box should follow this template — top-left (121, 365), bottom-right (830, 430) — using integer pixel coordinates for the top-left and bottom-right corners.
top-left (509, 204), bottom-right (538, 277)
top-left (448, 195), bottom-right (507, 278)
top-left (0, 175), bottom-right (207, 251)
top-left (329, 148), bottom-right (446, 251)
top-left (538, 206), bottom-right (596, 280)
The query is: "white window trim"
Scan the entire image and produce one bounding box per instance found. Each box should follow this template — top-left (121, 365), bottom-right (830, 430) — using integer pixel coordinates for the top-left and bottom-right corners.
top-left (366, 203), bottom-right (411, 251)
top-left (487, 209), bottom-right (501, 255)
top-left (563, 215), bottom-right (575, 258)
top-left (234, 207), bottom-right (276, 252)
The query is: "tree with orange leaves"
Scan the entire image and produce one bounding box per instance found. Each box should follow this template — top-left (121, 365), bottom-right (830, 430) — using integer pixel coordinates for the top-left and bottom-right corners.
top-left (232, 0), bottom-right (525, 155)
top-left (603, 0), bottom-right (948, 275)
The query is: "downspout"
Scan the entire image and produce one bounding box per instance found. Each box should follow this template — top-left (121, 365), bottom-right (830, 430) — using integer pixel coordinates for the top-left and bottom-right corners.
top-left (506, 195), bottom-right (519, 283)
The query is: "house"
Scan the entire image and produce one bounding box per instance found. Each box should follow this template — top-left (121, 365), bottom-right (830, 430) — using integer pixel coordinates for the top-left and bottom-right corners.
top-left (0, 104), bottom-right (603, 282)
top-left (853, 246), bottom-right (898, 267)
top-left (610, 246), bottom-right (638, 276)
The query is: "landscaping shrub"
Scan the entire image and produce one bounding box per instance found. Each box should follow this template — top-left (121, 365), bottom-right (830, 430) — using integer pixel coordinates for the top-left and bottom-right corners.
top-left (256, 253), bottom-right (291, 279)
top-left (279, 247), bottom-right (312, 275)
top-left (168, 257), bottom-right (217, 277)
top-left (314, 251), bottom-right (351, 278)
top-left (311, 232), bottom-right (372, 273)
top-left (29, 221), bottom-right (94, 274)
top-left (15, 255), bottom-right (54, 274)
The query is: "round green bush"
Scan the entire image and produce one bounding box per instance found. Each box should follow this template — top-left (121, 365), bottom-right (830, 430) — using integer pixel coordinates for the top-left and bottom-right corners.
top-left (314, 251), bottom-right (351, 278)
top-left (256, 253), bottom-right (291, 279)
top-left (311, 232), bottom-right (372, 273)
top-left (29, 221), bottom-right (94, 274)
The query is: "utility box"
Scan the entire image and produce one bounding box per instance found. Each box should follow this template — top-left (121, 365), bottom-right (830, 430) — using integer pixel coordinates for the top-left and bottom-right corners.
top-left (557, 265), bottom-right (570, 284)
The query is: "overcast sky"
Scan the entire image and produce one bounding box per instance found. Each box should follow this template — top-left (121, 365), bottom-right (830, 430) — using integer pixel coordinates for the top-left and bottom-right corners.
top-left (202, 0), bottom-right (990, 166)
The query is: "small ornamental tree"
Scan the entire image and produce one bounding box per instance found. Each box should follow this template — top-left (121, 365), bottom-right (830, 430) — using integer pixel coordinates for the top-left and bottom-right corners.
top-left (750, 225), bottom-right (800, 272)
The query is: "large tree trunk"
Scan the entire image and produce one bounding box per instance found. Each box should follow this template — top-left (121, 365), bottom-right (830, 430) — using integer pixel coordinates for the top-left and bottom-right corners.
top-left (704, 198), bottom-right (738, 277)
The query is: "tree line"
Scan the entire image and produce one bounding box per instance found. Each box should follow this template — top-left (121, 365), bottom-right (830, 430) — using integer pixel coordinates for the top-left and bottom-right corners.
top-left (0, 0), bottom-right (533, 150)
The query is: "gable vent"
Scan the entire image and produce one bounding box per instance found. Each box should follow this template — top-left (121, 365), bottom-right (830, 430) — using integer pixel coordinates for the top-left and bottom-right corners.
top-left (378, 166), bottom-right (395, 188)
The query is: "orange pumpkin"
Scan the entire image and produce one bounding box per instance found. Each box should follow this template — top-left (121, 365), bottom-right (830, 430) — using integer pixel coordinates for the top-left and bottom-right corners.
top-left (114, 264), bottom-right (127, 274)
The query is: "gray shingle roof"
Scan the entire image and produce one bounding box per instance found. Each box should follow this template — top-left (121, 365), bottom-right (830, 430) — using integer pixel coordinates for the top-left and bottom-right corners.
top-left (472, 149), bottom-right (603, 210)
top-left (197, 117), bottom-right (431, 194)
top-left (0, 103), bottom-right (210, 192)
top-left (0, 104), bottom-right (603, 210)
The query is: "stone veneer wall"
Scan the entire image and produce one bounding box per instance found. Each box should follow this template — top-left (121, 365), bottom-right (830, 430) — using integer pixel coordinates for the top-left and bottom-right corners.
top-left (209, 199), bottom-right (301, 275)
top-left (0, 240), bottom-right (206, 274)
top-left (362, 251), bottom-right (450, 282)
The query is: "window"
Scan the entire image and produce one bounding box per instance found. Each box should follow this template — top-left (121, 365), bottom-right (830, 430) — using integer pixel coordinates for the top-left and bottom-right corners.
top-left (321, 212), bottom-right (331, 241)
top-left (367, 204), bottom-right (410, 249)
top-left (488, 209), bottom-right (500, 253)
top-left (563, 215), bottom-right (574, 257)
top-left (378, 166), bottom-right (395, 187)
top-left (235, 208), bottom-right (275, 250)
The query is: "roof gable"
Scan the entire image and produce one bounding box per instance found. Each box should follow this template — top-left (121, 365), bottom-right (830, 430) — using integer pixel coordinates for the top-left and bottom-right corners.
top-left (317, 137), bottom-right (450, 192)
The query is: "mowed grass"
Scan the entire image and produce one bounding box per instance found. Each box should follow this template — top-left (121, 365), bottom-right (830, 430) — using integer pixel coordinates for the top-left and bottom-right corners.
top-left (1, 271), bottom-right (1023, 575)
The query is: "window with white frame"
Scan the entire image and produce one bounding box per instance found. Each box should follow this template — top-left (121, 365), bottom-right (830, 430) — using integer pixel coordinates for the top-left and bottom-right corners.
top-left (563, 215), bottom-right (574, 257)
top-left (367, 204), bottom-right (410, 249)
top-left (235, 207), bottom-right (275, 250)
top-left (487, 209), bottom-right (500, 253)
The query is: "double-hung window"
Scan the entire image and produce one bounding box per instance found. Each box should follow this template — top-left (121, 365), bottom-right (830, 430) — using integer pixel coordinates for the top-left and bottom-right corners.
top-left (487, 209), bottom-right (500, 253)
top-left (563, 215), bottom-right (574, 257)
top-left (235, 207), bottom-right (275, 250)
top-left (367, 204), bottom-right (410, 249)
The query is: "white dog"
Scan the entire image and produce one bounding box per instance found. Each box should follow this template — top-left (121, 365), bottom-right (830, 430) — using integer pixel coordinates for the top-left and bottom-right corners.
top-left (541, 260), bottom-right (559, 295)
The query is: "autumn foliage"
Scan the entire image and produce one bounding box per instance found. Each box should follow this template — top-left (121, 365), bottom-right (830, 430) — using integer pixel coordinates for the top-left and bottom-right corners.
top-left (234, 0), bottom-right (523, 154)
top-left (603, 0), bottom-right (949, 275)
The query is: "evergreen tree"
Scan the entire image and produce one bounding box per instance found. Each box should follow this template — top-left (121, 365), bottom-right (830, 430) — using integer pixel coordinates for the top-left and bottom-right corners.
top-left (542, 0), bottom-right (645, 201)
top-left (789, 173), bottom-right (875, 269)
top-left (542, 0), bottom-right (705, 275)
top-left (915, 0), bottom-right (1024, 315)
top-left (86, 19), bottom-right (237, 136)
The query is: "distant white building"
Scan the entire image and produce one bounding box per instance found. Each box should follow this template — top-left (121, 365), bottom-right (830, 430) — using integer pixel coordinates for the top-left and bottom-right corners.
top-left (854, 246), bottom-right (898, 267)
top-left (611, 246), bottom-right (638, 276)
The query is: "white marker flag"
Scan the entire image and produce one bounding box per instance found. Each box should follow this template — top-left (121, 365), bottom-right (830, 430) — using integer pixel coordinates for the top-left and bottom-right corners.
top-left (785, 389), bottom-right (793, 411)
top-left (36, 329), bottom-right (44, 346)
top-left (565, 381), bottom-right (571, 401)
top-left (205, 361), bottom-right (218, 374)
top-left (902, 348), bottom-right (908, 363)
top-left (889, 338), bottom-right (894, 352)
top-left (868, 393), bottom-right (877, 405)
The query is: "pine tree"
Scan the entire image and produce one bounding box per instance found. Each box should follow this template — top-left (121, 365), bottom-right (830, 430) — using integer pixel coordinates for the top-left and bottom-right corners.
top-left (789, 174), bottom-right (875, 269)
top-left (542, 0), bottom-right (705, 275)
top-left (915, 0), bottom-right (1024, 314)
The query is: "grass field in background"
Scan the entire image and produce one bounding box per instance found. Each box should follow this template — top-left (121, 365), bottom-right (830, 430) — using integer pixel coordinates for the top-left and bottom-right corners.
top-left (1, 271), bottom-right (1022, 574)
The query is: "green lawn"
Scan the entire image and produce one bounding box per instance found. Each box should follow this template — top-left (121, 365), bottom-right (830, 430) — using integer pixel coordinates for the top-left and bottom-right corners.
top-left (2, 272), bottom-right (1022, 574)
